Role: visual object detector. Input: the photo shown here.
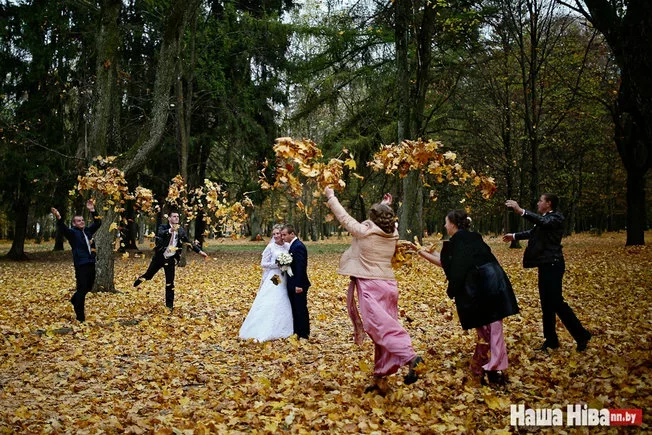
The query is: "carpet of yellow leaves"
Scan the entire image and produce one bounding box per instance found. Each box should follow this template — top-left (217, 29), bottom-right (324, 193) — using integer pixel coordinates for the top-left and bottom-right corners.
top-left (0, 233), bottom-right (650, 433)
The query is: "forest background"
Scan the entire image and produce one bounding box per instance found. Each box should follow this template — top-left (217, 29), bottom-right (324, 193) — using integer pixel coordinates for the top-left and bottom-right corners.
top-left (1, 1), bottom-right (651, 432)
top-left (1, 0), bottom-right (650, 268)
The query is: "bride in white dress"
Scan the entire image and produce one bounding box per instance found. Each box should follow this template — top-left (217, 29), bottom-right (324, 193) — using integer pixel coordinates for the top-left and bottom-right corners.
top-left (239, 225), bottom-right (294, 341)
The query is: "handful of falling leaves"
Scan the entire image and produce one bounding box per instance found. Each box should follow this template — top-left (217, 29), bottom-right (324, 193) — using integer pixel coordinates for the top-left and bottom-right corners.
top-left (392, 238), bottom-right (437, 270)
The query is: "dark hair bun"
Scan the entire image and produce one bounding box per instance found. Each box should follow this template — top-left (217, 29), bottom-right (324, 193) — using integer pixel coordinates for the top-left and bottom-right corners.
top-left (446, 210), bottom-right (471, 230)
top-left (369, 203), bottom-right (396, 233)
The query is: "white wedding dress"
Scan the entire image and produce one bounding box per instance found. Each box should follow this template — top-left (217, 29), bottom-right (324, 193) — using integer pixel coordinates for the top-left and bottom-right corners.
top-left (239, 241), bottom-right (294, 342)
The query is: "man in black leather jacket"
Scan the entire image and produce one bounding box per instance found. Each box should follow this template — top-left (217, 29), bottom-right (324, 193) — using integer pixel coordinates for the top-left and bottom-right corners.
top-left (133, 210), bottom-right (207, 310)
top-left (503, 193), bottom-right (591, 352)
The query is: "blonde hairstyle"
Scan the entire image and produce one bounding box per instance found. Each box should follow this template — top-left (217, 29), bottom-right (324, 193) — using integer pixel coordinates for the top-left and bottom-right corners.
top-left (369, 203), bottom-right (396, 234)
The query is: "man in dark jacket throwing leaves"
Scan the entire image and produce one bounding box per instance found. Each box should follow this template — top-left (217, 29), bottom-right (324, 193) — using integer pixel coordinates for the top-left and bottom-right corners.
top-left (52, 200), bottom-right (102, 322)
top-left (133, 210), bottom-right (207, 310)
top-left (503, 193), bottom-right (591, 352)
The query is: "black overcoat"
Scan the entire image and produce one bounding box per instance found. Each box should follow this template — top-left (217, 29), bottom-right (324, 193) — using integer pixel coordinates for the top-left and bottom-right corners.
top-left (441, 229), bottom-right (519, 330)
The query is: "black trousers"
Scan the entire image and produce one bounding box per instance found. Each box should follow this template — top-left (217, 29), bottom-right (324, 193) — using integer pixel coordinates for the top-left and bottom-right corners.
top-left (142, 253), bottom-right (177, 308)
top-left (537, 261), bottom-right (589, 344)
top-left (287, 286), bottom-right (310, 339)
top-left (72, 263), bottom-right (96, 321)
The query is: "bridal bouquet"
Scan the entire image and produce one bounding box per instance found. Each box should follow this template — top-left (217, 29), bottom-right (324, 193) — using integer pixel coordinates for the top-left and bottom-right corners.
top-left (276, 252), bottom-right (294, 276)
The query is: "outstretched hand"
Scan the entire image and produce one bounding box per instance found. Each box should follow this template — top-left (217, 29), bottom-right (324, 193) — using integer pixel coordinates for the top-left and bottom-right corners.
top-left (381, 193), bottom-right (392, 205)
top-left (324, 186), bottom-right (335, 200)
top-left (505, 199), bottom-right (523, 215)
top-left (51, 207), bottom-right (61, 220)
top-left (402, 241), bottom-right (419, 252)
top-left (86, 199), bottom-right (95, 212)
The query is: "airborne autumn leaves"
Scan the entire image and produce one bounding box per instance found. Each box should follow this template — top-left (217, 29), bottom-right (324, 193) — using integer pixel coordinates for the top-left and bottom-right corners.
top-left (0, 234), bottom-right (650, 433)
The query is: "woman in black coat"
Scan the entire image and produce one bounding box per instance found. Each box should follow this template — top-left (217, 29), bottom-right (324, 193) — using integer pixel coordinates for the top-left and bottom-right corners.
top-left (415, 210), bottom-right (519, 385)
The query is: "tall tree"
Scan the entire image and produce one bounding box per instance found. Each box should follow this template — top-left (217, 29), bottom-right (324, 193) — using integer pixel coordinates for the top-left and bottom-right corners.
top-left (395, 0), bottom-right (419, 241)
top-left (558, 0), bottom-right (651, 245)
top-left (452, 1), bottom-right (609, 238)
top-left (0, 0), bottom-right (84, 259)
top-left (90, 0), bottom-right (203, 291)
top-left (501, 0), bottom-right (578, 209)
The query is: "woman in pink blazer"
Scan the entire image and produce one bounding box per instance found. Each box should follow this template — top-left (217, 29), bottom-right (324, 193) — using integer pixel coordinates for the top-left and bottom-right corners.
top-left (324, 187), bottom-right (423, 395)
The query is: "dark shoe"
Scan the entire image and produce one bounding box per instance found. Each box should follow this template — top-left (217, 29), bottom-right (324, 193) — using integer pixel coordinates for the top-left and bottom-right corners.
top-left (133, 277), bottom-right (144, 287)
top-left (364, 377), bottom-right (388, 396)
top-left (70, 296), bottom-right (85, 322)
top-left (576, 332), bottom-right (592, 352)
top-left (363, 384), bottom-right (386, 396)
top-left (73, 304), bottom-right (85, 322)
top-left (165, 289), bottom-right (175, 308)
top-left (537, 341), bottom-right (559, 351)
top-left (403, 356), bottom-right (424, 385)
top-left (486, 370), bottom-right (507, 386)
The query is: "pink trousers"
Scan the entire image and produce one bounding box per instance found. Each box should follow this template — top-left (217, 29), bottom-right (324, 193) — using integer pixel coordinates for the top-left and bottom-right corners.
top-left (470, 320), bottom-right (509, 375)
top-left (347, 278), bottom-right (417, 376)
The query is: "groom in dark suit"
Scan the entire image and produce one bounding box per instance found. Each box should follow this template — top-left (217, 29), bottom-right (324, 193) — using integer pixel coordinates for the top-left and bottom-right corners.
top-left (281, 224), bottom-right (311, 339)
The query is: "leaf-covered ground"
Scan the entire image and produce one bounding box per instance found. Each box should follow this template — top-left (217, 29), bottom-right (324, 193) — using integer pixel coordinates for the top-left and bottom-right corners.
top-left (1, 233), bottom-right (650, 434)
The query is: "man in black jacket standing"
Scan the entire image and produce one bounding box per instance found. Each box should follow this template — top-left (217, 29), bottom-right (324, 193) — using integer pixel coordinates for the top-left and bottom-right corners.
top-left (503, 193), bottom-right (591, 352)
top-left (133, 210), bottom-right (207, 310)
top-left (51, 200), bottom-right (102, 322)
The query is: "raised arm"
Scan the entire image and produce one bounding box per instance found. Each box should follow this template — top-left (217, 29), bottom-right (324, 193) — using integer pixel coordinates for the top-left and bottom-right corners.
top-left (521, 210), bottom-right (563, 229)
top-left (85, 200), bottom-right (102, 234)
top-left (51, 207), bottom-right (73, 239)
top-left (324, 187), bottom-right (372, 237)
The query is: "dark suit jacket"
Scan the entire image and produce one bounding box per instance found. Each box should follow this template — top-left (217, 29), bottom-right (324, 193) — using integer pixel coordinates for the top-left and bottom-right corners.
top-left (515, 210), bottom-right (565, 268)
top-left (287, 238), bottom-right (311, 290)
top-left (154, 224), bottom-right (202, 261)
top-left (57, 211), bottom-right (102, 267)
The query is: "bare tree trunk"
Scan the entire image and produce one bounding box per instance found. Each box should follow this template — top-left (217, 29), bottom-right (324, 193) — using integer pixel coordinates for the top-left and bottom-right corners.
top-left (90, 0), bottom-right (121, 157)
top-left (570, 0), bottom-right (651, 245)
top-left (249, 207), bottom-right (263, 241)
top-left (123, 204), bottom-right (139, 250)
top-left (174, 13), bottom-right (198, 264)
top-left (616, 75), bottom-right (649, 246)
top-left (194, 139), bottom-right (211, 247)
top-left (94, 204), bottom-right (117, 292)
top-left (6, 195), bottom-right (29, 261)
top-left (395, 0), bottom-right (416, 241)
top-left (121, 0), bottom-right (202, 178)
